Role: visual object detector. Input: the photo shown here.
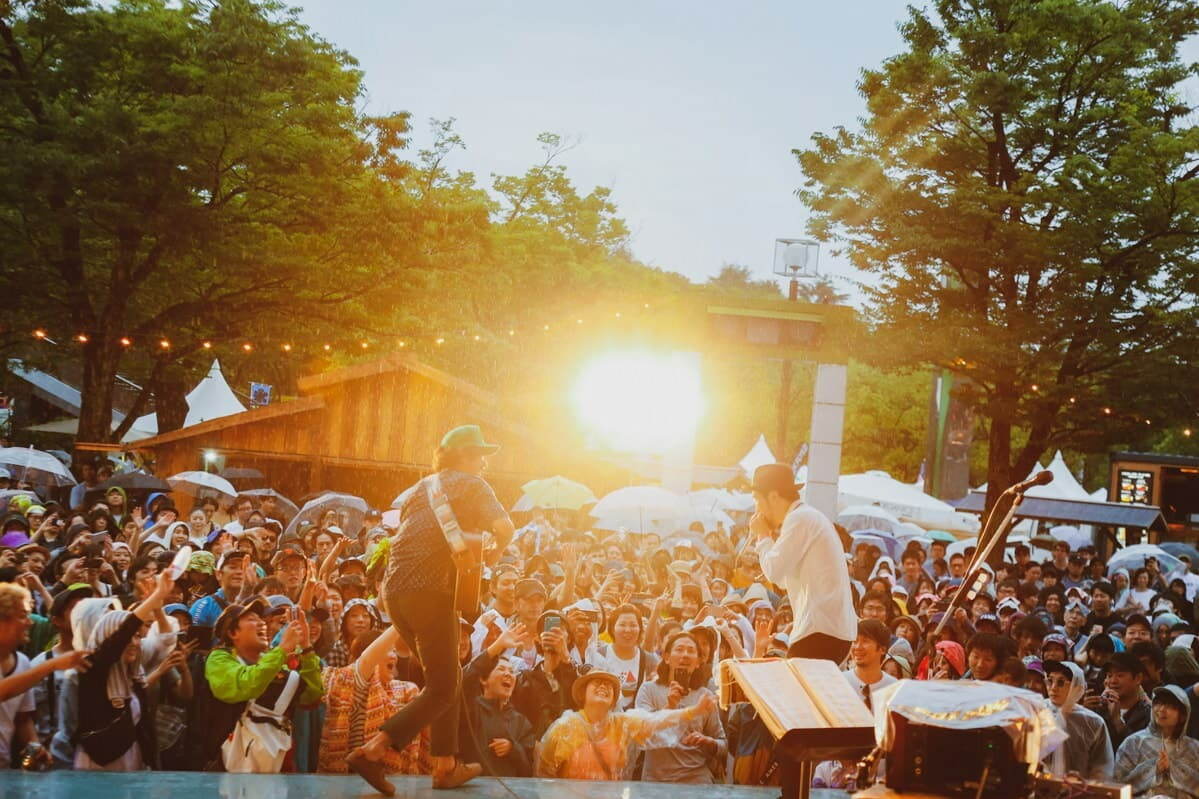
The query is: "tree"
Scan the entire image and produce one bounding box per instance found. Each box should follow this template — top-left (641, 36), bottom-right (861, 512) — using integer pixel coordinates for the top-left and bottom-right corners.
top-left (796, 0), bottom-right (1199, 508)
top-left (0, 0), bottom-right (419, 443)
top-left (705, 264), bottom-right (782, 297)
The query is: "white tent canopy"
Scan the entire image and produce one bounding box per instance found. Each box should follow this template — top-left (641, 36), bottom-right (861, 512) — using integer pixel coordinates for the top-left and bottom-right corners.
top-left (837, 470), bottom-right (964, 530)
top-left (738, 434), bottom-right (777, 478)
top-left (124, 359), bottom-right (246, 442)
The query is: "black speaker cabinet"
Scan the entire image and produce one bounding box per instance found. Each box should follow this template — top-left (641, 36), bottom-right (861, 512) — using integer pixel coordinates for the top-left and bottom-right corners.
top-left (885, 713), bottom-right (1031, 799)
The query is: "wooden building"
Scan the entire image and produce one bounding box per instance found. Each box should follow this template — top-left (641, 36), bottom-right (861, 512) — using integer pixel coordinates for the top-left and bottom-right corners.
top-left (125, 353), bottom-right (616, 508)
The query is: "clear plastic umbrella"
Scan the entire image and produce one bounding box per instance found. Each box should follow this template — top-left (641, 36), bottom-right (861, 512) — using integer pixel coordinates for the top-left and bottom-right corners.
top-left (240, 488), bottom-right (300, 522)
top-left (167, 471), bottom-right (237, 500)
top-left (285, 491), bottom-right (368, 537)
top-left (0, 446), bottom-right (77, 487)
top-left (1106, 544), bottom-right (1183, 577)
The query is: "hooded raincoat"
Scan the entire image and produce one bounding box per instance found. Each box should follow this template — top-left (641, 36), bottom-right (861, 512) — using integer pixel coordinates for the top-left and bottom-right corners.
top-left (1044, 662), bottom-right (1114, 780)
top-left (1113, 685), bottom-right (1199, 798)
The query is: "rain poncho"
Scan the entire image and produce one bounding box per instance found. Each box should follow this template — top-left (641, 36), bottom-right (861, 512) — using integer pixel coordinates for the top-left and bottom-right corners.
top-left (1044, 662), bottom-right (1114, 780)
top-left (535, 706), bottom-right (696, 780)
top-left (1113, 685), bottom-right (1199, 798)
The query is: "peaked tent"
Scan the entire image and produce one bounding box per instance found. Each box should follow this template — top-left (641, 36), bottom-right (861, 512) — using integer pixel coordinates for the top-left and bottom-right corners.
top-left (738, 434), bottom-right (777, 478)
top-left (124, 359), bottom-right (247, 442)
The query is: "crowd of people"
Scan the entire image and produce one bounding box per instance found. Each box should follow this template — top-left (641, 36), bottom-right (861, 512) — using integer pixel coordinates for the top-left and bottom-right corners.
top-left (1, 450), bottom-right (1199, 796)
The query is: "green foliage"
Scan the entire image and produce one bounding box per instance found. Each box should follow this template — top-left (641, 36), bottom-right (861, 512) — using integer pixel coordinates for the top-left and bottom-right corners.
top-left (796, 0), bottom-right (1199, 499)
top-left (0, 0), bottom-right (423, 439)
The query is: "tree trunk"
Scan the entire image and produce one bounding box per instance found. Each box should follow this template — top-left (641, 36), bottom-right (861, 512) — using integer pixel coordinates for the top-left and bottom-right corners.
top-left (75, 340), bottom-right (121, 447)
top-left (984, 414), bottom-right (1012, 514)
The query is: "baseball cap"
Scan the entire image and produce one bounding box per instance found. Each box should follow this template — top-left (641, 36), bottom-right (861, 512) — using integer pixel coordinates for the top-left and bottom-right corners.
top-left (271, 544), bottom-right (307, 567)
top-left (515, 578), bottom-right (546, 600)
top-left (163, 603), bottom-right (191, 618)
top-left (213, 597), bottom-right (269, 644)
top-left (50, 583), bottom-right (94, 618)
top-left (997, 597), bottom-right (1021, 614)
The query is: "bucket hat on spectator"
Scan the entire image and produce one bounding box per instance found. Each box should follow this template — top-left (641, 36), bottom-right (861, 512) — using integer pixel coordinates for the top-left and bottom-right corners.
top-left (571, 670), bottom-right (621, 708)
top-left (187, 551), bottom-right (216, 575)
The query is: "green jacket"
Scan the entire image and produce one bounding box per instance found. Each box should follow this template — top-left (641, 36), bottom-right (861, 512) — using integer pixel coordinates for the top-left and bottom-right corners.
top-left (205, 646), bottom-right (323, 706)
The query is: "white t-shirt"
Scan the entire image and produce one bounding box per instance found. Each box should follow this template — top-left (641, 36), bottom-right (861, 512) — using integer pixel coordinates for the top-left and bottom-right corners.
top-left (757, 503), bottom-right (858, 645)
top-left (841, 668), bottom-right (896, 710)
top-left (0, 652), bottom-right (37, 767)
top-left (590, 648), bottom-right (657, 710)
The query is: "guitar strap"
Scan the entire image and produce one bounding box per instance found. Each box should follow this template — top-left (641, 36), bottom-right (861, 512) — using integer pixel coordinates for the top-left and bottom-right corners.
top-left (425, 472), bottom-right (468, 555)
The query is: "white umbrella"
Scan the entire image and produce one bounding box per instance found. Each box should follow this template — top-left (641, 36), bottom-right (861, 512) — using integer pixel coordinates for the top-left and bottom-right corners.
top-left (838, 504), bottom-right (902, 534)
top-left (1047, 525), bottom-right (1091, 551)
top-left (946, 535), bottom-right (1050, 562)
top-left (591, 486), bottom-right (689, 524)
top-left (0, 446), bottom-right (77, 487)
top-left (168, 471), bottom-right (238, 500)
top-left (687, 488), bottom-right (739, 513)
top-left (1107, 544), bottom-right (1183, 577)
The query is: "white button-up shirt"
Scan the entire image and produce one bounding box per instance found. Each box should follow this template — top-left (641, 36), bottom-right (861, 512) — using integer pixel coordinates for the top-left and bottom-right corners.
top-left (756, 502), bottom-right (857, 645)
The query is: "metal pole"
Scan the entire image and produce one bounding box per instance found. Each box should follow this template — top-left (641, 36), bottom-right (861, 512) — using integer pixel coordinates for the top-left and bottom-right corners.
top-left (776, 278), bottom-right (799, 458)
top-left (932, 490), bottom-right (1025, 639)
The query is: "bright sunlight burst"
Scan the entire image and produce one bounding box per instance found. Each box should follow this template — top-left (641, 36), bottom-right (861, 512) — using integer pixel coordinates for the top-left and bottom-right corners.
top-left (571, 351), bottom-right (705, 454)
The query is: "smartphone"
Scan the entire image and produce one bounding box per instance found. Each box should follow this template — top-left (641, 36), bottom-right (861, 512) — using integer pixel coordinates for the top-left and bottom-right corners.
top-left (542, 615), bottom-right (563, 632)
top-left (672, 667), bottom-right (692, 690)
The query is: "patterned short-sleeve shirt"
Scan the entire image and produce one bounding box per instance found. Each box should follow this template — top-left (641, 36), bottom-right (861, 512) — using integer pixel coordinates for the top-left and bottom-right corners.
top-left (383, 470), bottom-right (507, 596)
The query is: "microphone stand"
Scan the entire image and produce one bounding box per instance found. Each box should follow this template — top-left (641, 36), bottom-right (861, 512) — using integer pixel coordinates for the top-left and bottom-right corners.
top-left (931, 487), bottom-right (1029, 639)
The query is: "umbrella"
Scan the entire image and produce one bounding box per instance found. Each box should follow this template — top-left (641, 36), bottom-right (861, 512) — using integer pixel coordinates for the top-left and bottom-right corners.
top-left (1047, 525), bottom-right (1092, 551)
top-left (286, 491), bottom-right (368, 537)
top-left (925, 530), bottom-right (958, 543)
top-left (219, 467), bottom-right (266, 488)
top-left (0, 489), bottom-right (40, 505)
top-left (516, 476), bottom-right (596, 511)
top-left (837, 504), bottom-right (902, 535)
top-left (852, 529), bottom-right (902, 560)
top-left (95, 471), bottom-right (171, 493)
top-left (590, 486), bottom-right (691, 534)
top-left (1159, 542), bottom-right (1199, 573)
top-left (240, 488), bottom-right (300, 522)
top-left (0, 447), bottom-right (77, 487)
top-left (381, 508), bottom-right (401, 529)
top-left (46, 450), bottom-right (72, 466)
top-left (167, 471), bottom-right (238, 500)
top-left (1107, 544), bottom-right (1183, 577)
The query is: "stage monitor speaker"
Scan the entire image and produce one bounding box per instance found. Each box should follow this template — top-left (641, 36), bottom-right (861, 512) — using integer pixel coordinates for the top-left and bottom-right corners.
top-left (885, 714), bottom-right (1030, 799)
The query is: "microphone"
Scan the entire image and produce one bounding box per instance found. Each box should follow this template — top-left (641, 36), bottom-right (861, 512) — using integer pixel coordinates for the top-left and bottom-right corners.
top-left (1006, 470), bottom-right (1054, 494)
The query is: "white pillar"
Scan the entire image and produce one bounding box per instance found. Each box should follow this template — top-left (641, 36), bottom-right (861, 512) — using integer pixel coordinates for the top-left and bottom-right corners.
top-left (805, 362), bottom-right (847, 520)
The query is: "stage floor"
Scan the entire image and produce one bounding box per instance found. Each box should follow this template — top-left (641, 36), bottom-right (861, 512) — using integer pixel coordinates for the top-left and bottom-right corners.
top-left (5, 771), bottom-right (847, 799)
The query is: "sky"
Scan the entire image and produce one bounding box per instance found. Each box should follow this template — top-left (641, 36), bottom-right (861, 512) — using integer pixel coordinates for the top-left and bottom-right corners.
top-left (292, 1), bottom-right (913, 296)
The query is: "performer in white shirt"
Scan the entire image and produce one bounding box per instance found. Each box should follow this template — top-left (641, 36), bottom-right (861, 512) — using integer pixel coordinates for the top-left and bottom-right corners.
top-left (751, 463), bottom-right (857, 664)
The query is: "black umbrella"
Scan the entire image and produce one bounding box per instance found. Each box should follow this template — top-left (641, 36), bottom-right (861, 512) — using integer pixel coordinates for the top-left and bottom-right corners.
top-left (95, 471), bottom-right (171, 493)
top-left (219, 467), bottom-right (266, 489)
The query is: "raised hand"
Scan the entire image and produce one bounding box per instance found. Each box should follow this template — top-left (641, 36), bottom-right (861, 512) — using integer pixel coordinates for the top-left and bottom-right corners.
top-left (496, 622), bottom-right (527, 651)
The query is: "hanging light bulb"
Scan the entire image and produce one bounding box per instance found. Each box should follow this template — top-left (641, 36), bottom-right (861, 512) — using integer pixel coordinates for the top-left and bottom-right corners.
top-left (1185, 428), bottom-right (1193, 437)
top-left (201, 341), bottom-right (211, 349)
top-left (282, 343), bottom-right (292, 352)
top-left (508, 329), bottom-right (515, 336)
top-left (1103, 407), bottom-right (1112, 415)
top-left (242, 342), bottom-right (252, 352)
top-left (435, 337), bottom-right (445, 345)
top-left (323, 344), bottom-right (331, 352)
top-left (119, 336), bottom-right (132, 347)
top-left (360, 341), bottom-right (369, 349)
top-left (473, 335), bottom-right (481, 341)
top-left (33, 329), bottom-right (47, 339)
top-left (398, 341), bottom-right (406, 348)
top-left (75, 333), bottom-right (89, 343)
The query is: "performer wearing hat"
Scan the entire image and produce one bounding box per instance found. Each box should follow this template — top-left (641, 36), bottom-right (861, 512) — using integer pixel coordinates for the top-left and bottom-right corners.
top-left (749, 463), bottom-right (856, 664)
top-left (349, 425), bottom-right (515, 795)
